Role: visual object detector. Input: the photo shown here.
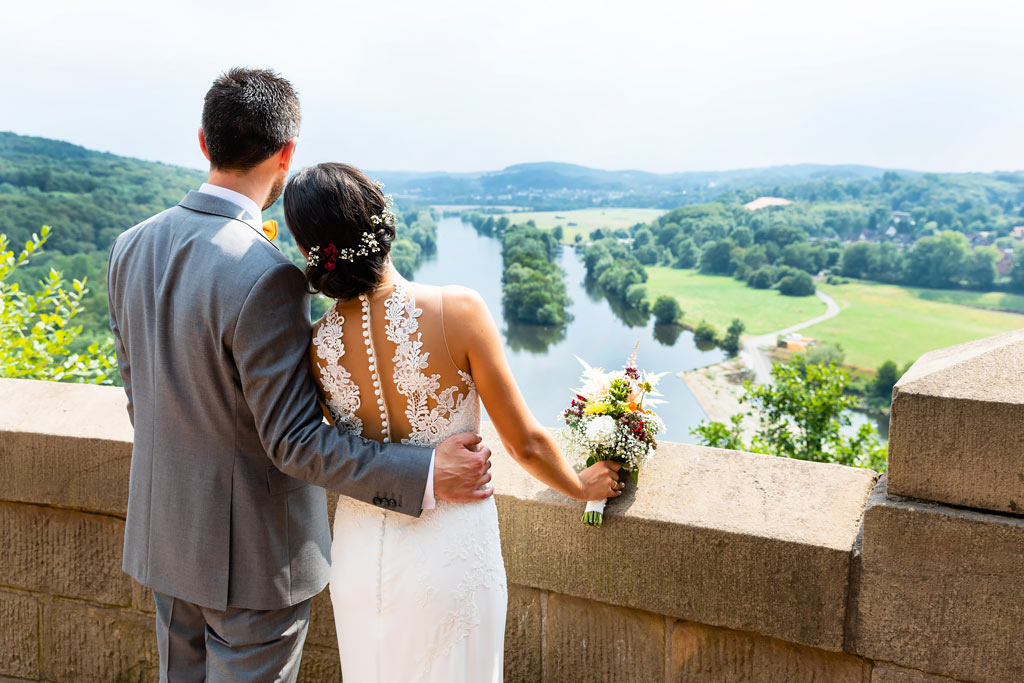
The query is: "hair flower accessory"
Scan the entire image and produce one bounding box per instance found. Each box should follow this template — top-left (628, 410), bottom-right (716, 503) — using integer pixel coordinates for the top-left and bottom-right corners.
top-left (370, 184), bottom-right (396, 228)
top-left (322, 243), bottom-right (338, 271)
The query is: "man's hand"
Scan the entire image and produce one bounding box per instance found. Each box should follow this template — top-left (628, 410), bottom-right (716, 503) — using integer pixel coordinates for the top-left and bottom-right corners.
top-left (434, 432), bottom-right (493, 502)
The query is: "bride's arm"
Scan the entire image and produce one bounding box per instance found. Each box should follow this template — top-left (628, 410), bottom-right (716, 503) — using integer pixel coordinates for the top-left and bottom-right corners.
top-left (442, 286), bottom-right (621, 502)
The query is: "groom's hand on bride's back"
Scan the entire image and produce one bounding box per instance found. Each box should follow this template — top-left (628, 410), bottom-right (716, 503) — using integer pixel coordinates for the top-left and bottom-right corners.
top-left (434, 432), bottom-right (494, 502)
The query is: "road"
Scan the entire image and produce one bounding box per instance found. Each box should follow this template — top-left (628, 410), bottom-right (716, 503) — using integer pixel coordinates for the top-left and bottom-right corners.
top-left (739, 290), bottom-right (841, 384)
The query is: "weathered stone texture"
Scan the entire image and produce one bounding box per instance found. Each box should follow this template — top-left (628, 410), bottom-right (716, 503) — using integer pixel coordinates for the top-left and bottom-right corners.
top-left (871, 662), bottom-right (966, 683)
top-left (504, 585), bottom-right (543, 683)
top-left (855, 478), bottom-right (1024, 683)
top-left (297, 645), bottom-right (342, 682)
top-left (0, 379), bottom-right (133, 516)
top-left (131, 579), bottom-right (156, 614)
top-left (545, 594), bottom-right (665, 683)
top-left (40, 597), bottom-right (157, 682)
top-left (671, 620), bottom-right (870, 682)
top-left (0, 501), bottom-right (130, 606)
top-left (488, 424), bottom-right (877, 652)
top-left (888, 329), bottom-right (1024, 513)
top-left (305, 589), bottom-right (338, 650)
top-left (0, 589), bottom-right (40, 680)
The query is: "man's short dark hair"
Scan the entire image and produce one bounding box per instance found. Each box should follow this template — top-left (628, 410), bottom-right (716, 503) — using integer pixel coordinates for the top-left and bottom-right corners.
top-left (201, 68), bottom-right (301, 170)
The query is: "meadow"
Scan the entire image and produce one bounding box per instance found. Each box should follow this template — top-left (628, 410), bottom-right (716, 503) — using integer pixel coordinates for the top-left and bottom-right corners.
top-left (645, 269), bottom-right (1024, 372)
top-left (803, 281), bottom-right (1024, 370)
top-left (500, 208), bottom-right (665, 242)
top-left (644, 267), bottom-right (826, 335)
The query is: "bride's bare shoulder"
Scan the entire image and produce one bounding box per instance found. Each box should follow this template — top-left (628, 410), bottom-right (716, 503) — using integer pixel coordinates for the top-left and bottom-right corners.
top-left (439, 284), bottom-right (490, 322)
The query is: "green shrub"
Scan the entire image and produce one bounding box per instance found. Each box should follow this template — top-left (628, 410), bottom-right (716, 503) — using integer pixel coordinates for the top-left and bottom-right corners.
top-left (693, 320), bottom-right (718, 343)
top-left (777, 271), bottom-right (816, 296)
top-left (652, 295), bottom-right (683, 325)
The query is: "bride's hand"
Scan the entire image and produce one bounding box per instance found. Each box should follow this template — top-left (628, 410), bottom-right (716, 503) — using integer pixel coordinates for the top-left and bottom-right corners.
top-left (576, 461), bottom-right (624, 501)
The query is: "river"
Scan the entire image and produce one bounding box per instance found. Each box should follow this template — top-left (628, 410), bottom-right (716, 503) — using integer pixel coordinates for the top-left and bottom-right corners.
top-left (415, 217), bottom-right (726, 442)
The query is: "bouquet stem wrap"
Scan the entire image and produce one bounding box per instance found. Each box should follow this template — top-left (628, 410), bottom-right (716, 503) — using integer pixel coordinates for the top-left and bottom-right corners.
top-left (583, 499), bottom-right (607, 527)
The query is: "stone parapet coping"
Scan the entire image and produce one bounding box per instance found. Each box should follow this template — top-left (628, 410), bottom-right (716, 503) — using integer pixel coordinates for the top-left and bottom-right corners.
top-left (0, 378), bottom-right (878, 654)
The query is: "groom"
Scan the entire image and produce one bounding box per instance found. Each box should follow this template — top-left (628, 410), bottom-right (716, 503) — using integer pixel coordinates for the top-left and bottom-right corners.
top-left (107, 68), bottom-right (493, 681)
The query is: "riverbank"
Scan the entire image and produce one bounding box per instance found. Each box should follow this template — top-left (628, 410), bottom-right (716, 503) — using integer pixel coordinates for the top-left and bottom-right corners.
top-left (679, 358), bottom-right (759, 442)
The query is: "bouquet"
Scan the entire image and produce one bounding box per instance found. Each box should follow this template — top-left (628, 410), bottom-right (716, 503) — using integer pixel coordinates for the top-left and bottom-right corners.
top-left (560, 346), bottom-right (667, 527)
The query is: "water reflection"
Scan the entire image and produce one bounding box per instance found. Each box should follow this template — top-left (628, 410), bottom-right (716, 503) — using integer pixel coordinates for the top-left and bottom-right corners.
top-left (414, 217), bottom-right (726, 441)
top-left (505, 322), bottom-right (568, 354)
top-left (652, 323), bottom-right (684, 347)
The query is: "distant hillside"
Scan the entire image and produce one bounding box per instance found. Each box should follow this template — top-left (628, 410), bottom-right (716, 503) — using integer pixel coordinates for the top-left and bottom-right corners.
top-left (372, 161), bottom-right (902, 209)
top-left (0, 132), bottom-right (205, 256)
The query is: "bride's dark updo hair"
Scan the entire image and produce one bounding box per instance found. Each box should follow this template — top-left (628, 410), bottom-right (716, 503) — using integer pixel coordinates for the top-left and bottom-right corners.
top-left (283, 163), bottom-right (396, 301)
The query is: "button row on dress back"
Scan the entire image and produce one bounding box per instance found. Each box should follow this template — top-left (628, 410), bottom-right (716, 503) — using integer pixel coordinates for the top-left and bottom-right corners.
top-left (360, 295), bottom-right (391, 443)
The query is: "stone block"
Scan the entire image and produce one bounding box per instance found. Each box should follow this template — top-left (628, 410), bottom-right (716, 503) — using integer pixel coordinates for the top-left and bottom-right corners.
top-left (0, 501), bottom-right (131, 606)
top-left (131, 580), bottom-right (156, 614)
top-left (40, 597), bottom-right (157, 682)
top-left (854, 477), bottom-right (1024, 683)
top-left (484, 422), bottom-right (877, 651)
top-left (504, 585), bottom-right (543, 683)
top-left (871, 662), bottom-right (966, 682)
top-left (297, 645), bottom-right (342, 682)
top-left (306, 588), bottom-right (338, 650)
top-left (888, 329), bottom-right (1024, 513)
top-left (545, 594), bottom-right (665, 683)
top-left (0, 589), bottom-right (40, 680)
top-left (671, 620), bottom-right (870, 682)
top-left (0, 379), bottom-right (134, 516)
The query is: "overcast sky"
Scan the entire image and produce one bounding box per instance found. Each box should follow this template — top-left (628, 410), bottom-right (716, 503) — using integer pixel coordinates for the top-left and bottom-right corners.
top-left (3, 0), bottom-right (1022, 174)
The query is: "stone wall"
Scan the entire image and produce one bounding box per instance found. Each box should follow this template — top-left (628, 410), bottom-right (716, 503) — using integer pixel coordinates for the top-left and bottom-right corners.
top-left (2, 332), bottom-right (1022, 683)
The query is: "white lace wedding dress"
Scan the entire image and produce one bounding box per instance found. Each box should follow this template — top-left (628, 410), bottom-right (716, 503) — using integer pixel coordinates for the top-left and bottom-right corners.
top-left (313, 281), bottom-right (506, 682)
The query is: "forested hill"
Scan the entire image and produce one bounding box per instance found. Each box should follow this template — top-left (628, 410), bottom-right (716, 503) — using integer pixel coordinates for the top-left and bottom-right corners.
top-left (372, 161), bottom-right (900, 209)
top-left (0, 132), bottom-right (205, 256)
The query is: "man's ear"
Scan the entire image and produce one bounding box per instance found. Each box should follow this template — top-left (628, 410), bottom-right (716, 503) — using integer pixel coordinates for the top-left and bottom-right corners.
top-left (279, 137), bottom-right (298, 170)
top-left (198, 128), bottom-right (211, 162)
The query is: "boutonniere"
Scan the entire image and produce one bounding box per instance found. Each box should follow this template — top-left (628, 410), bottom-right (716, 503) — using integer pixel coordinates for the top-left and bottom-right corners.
top-left (261, 220), bottom-right (278, 242)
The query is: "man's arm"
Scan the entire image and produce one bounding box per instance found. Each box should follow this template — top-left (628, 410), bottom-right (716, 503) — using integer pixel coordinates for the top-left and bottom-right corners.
top-left (107, 249), bottom-right (134, 426)
top-left (233, 262), bottom-right (432, 516)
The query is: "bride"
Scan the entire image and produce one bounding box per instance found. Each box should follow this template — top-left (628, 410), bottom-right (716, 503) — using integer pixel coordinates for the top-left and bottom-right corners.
top-left (282, 163), bottom-right (623, 682)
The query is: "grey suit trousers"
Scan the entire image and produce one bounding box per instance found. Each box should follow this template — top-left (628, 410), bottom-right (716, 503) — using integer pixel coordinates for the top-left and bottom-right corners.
top-left (154, 590), bottom-right (311, 683)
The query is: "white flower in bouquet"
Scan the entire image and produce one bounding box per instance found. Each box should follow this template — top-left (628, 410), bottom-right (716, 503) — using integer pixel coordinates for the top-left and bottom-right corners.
top-left (584, 415), bottom-right (618, 447)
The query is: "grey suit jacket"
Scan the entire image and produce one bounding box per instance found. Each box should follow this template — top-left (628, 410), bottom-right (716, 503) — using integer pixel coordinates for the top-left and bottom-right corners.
top-left (107, 191), bottom-right (432, 611)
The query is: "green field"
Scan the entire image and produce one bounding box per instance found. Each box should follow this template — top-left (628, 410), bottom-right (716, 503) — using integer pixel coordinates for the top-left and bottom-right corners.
top-left (644, 267), bottom-right (826, 335)
top-left (803, 281), bottom-right (1024, 369)
top-left (500, 208), bottom-right (665, 243)
top-left (903, 288), bottom-right (1024, 313)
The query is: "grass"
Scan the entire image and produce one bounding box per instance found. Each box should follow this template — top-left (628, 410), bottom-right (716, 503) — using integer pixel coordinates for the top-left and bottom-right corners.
top-left (499, 208), bottom-right (665, 243)
top-left (904, 288), bottom-right (1024, 313)
top-left (803, 281), bottom-right (1024, 370)
top-left (644, 267), bottom-right (826, 335)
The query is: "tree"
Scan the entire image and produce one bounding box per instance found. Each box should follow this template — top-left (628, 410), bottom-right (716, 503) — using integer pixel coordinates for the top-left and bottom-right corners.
top-left (1011, 251), bottom-right (1024, 293)
top-left (963, 246), bottom-right (999, 290)
top-left (1, 227), bottom-right (116, 383)
top-left (672, 237), bottom-right (698, 269)
top-left (693, 320), bottom-right (717, 343)
top-left (652, 295), bottom-right (682, 324)
top-left (721, 318), bottom-right (745, 355)
top-left (690, 358), bottom-right (887, 470)
top-left (624, 283), bottom-right (650, 313)
top-left (903, 231), bottom-right (970, 288)
top-left (699, 239), bottom-right (735, 274)
top-left (871, 360), bottom-right (900, 399)
top-left (777, 271), bottom-right (815, 296)
top-left (746, 266), bottom-right (774, 289)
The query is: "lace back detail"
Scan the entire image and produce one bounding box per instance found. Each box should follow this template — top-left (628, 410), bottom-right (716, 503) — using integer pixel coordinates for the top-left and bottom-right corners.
top-left (312, 306), bottom-right (363, 435)
top-left (384, 284), bottom-right (479, 448)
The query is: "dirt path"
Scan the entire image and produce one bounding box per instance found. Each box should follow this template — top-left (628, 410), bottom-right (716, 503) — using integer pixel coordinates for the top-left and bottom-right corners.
top-left (740, 290), bottom-right (840, 384)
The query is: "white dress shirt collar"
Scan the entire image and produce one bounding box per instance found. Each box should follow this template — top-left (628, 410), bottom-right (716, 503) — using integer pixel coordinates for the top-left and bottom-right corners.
top-left (198, 183), bottom-right (262, 224)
